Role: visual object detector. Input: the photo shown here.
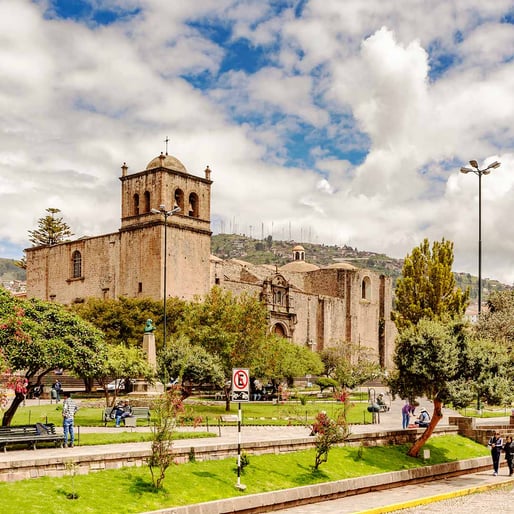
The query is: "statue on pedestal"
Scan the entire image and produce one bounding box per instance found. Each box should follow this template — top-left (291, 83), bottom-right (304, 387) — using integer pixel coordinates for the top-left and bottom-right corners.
top-left (144, 319), bottom-right (155, 333)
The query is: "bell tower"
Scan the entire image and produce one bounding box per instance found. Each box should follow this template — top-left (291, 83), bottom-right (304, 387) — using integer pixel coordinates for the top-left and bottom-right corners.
top-left (118, 152), bottom-right (213, 300)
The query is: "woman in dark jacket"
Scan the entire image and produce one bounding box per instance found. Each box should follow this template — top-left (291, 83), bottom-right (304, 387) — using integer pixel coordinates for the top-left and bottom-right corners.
top-left (504, 435), bottom-right (514, 476)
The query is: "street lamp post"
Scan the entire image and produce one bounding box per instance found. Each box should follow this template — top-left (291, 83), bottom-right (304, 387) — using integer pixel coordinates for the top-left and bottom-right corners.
top-left (151, 205), bottom-right (180, 347)
top-left (460, 160), bottom-right (501, 317)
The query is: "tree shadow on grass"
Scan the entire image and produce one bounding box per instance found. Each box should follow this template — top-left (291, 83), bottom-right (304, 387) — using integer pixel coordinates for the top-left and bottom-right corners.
top-left (291, 462), bottom-right (329, 486)
top-left (128, 476), bottom-right (169, 496)
top-left (55, 487), bottom-right (80, 500)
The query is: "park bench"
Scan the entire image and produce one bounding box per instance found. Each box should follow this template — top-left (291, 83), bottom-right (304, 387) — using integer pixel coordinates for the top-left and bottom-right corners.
top-left (0, 423), bottom-right (62, 451)
top-left (102, 406), bottom-right (151, 426)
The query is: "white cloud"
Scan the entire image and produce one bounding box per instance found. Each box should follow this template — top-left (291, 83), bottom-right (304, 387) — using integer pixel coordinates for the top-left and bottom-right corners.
top-left (1, 0), bottom-right (513, 287)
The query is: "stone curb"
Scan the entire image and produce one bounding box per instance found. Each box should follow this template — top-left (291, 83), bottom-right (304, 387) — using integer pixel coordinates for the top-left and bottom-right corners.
top-left (141, 456), bottom-right (498, 514)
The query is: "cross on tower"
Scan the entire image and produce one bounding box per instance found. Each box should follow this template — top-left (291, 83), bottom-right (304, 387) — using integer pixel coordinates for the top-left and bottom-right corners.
top-left (164, 136), bottom-right (169, 155)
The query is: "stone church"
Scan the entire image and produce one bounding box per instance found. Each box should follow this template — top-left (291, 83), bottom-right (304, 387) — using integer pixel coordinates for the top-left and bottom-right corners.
top-left (25, 152), bottom-right (396, 367)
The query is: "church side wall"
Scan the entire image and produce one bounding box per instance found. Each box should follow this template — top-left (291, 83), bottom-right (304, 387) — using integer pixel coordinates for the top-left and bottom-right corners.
top-left (26, 234), bottom-right (120, 303)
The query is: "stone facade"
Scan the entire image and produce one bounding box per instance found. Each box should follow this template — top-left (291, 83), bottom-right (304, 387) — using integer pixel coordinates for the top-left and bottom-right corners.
top-left (26, 152), bottom-right (396, 367)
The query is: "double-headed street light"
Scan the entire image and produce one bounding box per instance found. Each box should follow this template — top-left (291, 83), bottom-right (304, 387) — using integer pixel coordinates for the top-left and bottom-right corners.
top-left (460, 160), bottom-right (501, 316)
top-left (151, 204), bottom-right (180, 346)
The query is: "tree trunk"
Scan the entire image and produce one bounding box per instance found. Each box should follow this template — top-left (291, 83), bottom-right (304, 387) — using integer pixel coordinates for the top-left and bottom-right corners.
top-left (2, 392), bottom-right (25, 426)
top-left (407, 398), bottom-right (444, 458)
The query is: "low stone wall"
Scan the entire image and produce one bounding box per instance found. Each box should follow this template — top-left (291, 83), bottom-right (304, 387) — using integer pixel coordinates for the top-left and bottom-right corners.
top-left (0, 425), bottom-right (458, 483)
top-left (449, 416), bottom-right (514, 445)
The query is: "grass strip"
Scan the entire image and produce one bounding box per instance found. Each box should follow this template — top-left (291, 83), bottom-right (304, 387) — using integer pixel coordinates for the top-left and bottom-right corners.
top-left (0, 435), bottom-right (489, 514)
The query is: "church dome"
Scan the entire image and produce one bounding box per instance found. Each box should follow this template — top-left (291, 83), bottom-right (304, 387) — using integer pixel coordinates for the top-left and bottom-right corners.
top-left (280, 261), bottom-right (319, 272)
top-left (146, 153), bottom-right (187, 173)
top-left (292, 245), bottom-right (305, 252)
top-left (326, 262), bottom-right (357, 270)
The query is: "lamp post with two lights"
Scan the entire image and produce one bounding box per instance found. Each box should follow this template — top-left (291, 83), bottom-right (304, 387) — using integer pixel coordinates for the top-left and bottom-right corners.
top-left (460, 160), bottom-right (501, 316)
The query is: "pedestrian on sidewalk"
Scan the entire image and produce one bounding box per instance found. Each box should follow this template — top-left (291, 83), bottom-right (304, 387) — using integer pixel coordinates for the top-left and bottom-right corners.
top-left (401, 401), bottom-right (415, 429)
top-left (504, 435), bottom-right (513, 476)
top-left (62, 392), bottom-right (78, 448)
top-left (488, 431), bottom-right (503, 476)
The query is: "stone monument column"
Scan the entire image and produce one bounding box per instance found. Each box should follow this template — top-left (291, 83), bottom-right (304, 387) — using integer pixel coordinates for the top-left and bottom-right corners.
top-left (142, 331), bottom-right (156, 370)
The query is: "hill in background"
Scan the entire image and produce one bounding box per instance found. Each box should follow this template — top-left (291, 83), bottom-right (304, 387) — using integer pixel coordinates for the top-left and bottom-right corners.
top-left (211, 234), bottom-right (512, 301)
top-left (2, 235), bottom-right (511, 300)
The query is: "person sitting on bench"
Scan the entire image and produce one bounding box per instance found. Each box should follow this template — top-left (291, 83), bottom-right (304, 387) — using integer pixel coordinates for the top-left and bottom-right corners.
top-left (113, 400), bottom-right (133, 427)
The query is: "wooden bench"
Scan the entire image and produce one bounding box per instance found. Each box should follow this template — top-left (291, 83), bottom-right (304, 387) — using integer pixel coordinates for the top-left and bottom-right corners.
top-left (0, 423), bottom-right (62, 451)
top-left (103, 406), bottom-right (151, 426)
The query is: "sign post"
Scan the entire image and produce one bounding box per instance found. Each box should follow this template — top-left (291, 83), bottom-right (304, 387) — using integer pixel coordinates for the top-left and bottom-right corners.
top-left (231, 368), bottom-right (249, 490)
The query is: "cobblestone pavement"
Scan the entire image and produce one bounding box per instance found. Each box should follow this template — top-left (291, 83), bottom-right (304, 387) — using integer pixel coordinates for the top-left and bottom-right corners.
top-left (271, 472), bottom-right (514, 513)
top-left (392, 482), bottom-right (514, 514)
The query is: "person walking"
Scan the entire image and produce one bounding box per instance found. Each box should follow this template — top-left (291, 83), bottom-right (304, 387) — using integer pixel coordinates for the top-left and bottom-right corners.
top-left (488, 431), bottom-right (503, 476)
top-left (504, 435), bottom-right (513, 476)
top-left (52, 379), bottom-right (62, 403)
top-left (62, 392), bottom-right (78, 448)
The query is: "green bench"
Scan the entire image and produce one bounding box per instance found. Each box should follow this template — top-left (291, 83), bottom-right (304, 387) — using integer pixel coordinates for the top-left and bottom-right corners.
top-left (0, 423), bottom-right (62, 451)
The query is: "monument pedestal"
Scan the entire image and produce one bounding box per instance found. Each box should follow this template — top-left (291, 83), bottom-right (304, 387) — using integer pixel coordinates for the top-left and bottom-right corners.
top-left (129, 332), bottom-right (163, 396)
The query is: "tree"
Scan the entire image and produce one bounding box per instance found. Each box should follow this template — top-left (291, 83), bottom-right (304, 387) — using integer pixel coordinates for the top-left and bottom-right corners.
top-left (157, 335), bottom-right (225, 397)
top-left (476, 290), bottom-right (514, 347)
top-left (312, 391), bottom-right (351, 470)
top-left (28, 207), bottom-right (74, 246)
top-left (388, 318), bottom-right (467, 457)
top-left (0, 288), bottom-right (107, 425)
top-left (96, 344), bottom-right (155, 407)
top-left (148, 387), bottom-right (184, 489)
top-left (71, 296), bottom-right (184, 349)
top-left (175, 287), bottom-right (269, 410)
top-left (393, 238), bottom-right (469, 330)
top-left (320, 342), bottom-right (383, 389)
top-left (253, 336), bottom-right (324, 389)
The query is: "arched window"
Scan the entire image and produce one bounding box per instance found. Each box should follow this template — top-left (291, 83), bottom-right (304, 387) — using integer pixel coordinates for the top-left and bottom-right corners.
top-left (72, 251), bottom-right (82, 278)
top-left (133, 193), bottom-right (139, 215)
top-left (174, 188), bottom-right (184, 213)
top-left (273, 323), bottom-right (286, 337)
top-left (188, 192), bottom-right (199, 217)
top-left (144, 191), bottom-right (150, 212)
top-left (361, 276), bottom-right (371, 300)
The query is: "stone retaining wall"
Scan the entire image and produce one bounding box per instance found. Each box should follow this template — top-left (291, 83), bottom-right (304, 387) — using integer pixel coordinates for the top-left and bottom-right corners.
top-left (0, 425), bottom-right (458, 483)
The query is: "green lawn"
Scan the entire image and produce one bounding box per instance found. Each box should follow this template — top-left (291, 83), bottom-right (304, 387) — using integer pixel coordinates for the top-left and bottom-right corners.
top-left (13, 398), bottom-right (376, 429)
top-left (0, 435), bottom-right (489, 514)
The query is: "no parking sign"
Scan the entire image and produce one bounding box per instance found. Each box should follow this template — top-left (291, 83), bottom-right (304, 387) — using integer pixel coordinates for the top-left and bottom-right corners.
top-left (231, 368), bottom-right (250, 402)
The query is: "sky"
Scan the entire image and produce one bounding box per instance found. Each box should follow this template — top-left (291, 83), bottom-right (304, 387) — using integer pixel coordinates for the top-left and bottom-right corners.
top-left (1, 0), bottom-right (514, 284)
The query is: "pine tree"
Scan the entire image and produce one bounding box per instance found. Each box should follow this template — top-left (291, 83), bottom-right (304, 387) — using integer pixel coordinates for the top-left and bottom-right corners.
top-left (28, 208), bottom-right (74, 246)
top-left (393, 238), bottom-right (469, 330)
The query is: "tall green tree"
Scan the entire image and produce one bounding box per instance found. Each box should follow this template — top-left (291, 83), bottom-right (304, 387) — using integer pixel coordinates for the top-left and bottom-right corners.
top-left (28, 207), bottom-right (74, 246)
top-left (0, 288), bottom-right (107, 425)
top-left (393, 238), bottom-right (469, 330)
